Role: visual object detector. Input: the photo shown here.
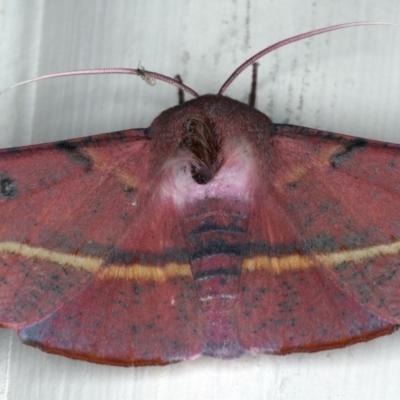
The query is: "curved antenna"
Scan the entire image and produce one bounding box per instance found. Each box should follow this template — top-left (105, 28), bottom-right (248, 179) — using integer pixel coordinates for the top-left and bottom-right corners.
top-left (0, 67), bottom-right (199, 98)
top-left (218, 21), bottom-right (399, 95)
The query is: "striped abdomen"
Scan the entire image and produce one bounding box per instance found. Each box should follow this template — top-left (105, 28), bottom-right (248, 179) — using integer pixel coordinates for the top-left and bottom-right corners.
top-left (181, 198), bottom-right (249, 358)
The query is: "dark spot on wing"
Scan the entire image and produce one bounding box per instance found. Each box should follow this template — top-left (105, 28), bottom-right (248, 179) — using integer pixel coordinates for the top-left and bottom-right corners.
top-left (331, 138), bottom-right (368, 168)
top-left (56, 141), bottom-right (92, 170)
top-left (302, 233), bottom-right (339, 253)
top-left (122, 184), bottom-right (137, 197)
top-left (0, 174), bottom-right (17, 199)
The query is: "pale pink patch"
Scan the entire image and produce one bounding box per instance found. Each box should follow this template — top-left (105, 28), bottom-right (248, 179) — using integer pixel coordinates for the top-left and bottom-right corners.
top-left (159, 141), bottom-right (258, 208)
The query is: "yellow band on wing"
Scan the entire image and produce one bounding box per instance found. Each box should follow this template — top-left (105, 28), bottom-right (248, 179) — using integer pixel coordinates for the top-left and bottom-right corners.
top-left (0, 241), bottom-right (191, 282)
top-left (1, 240), bottom-right (400, 281)
top-left (98, 262), bottom-right (192, 280)
top-left (0, 241), bottom-right (102, 272)
top-left (243, 241), bottom-right (400, 273)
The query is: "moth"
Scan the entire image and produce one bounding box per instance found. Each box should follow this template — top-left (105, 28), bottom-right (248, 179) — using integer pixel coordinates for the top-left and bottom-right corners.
top-left (0, 22), bottom-right (399, 367)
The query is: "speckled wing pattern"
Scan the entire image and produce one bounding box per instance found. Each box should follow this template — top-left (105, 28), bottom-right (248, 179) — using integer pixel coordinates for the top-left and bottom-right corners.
top-left (0, 130), bottom-right (203, 366)
top-left (237, 125), bottom-right (400, 354)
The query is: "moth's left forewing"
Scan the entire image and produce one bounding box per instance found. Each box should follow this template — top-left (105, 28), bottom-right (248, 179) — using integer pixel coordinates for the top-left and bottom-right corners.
top-left (0, 129), bottom-right (204, 365)
top-left (237, 124), bottom-right (400, 354)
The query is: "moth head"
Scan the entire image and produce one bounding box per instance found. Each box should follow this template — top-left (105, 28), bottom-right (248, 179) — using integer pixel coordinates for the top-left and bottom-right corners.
top-left (149, 95), bottom-right (272, 186)
top-left (176, 115), bottom-right (220, 184)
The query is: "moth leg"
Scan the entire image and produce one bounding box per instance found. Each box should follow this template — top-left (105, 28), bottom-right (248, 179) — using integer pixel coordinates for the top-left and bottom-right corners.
top-left (248, 63), bottom-right (259, 108)
top-left (174, 75), bottom-right (185, 104)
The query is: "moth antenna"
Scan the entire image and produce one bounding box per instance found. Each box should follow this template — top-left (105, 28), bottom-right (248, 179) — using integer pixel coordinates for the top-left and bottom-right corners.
top-left (219, 21), bottom-right (399, 95)
top-left (0, 67), bottom-right (199, 98)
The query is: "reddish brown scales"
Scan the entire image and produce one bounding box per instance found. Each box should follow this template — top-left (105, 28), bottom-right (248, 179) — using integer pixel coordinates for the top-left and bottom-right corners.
top-left (1, 92), bottom-right (400, 365)
top-left (181, 198), bottom-right (249, 358)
